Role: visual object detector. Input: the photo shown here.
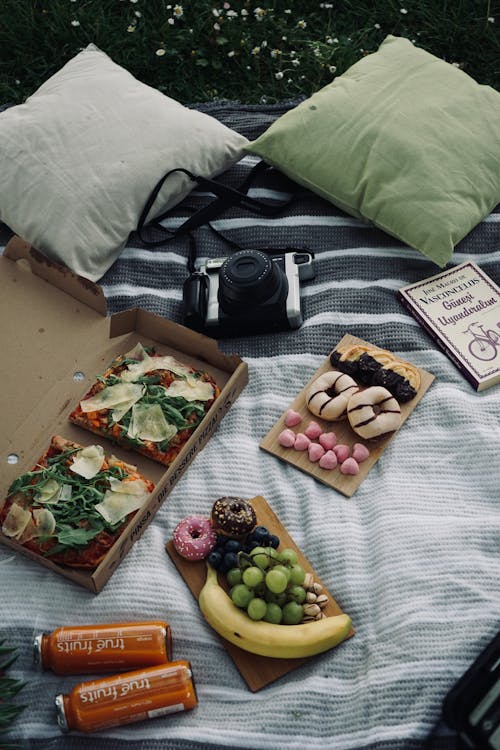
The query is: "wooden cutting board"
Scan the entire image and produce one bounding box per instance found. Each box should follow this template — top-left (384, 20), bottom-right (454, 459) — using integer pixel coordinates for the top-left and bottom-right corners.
top-left (166, 495), bottom-right (354, 692)
top-left (260, 334), bottom-right (435, 497)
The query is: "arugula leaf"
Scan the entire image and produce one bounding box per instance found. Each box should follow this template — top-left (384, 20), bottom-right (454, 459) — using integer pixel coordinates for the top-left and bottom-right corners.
top-left (55, 525), bottom-right (101, 548)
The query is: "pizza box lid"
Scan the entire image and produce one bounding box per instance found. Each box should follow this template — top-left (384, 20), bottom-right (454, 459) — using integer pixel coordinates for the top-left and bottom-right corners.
top-left (0, 236), bottom-right (248, 591)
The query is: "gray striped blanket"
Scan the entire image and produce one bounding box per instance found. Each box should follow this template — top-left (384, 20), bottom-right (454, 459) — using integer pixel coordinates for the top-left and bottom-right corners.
top-left (1, 102), bottom-right (499, 750)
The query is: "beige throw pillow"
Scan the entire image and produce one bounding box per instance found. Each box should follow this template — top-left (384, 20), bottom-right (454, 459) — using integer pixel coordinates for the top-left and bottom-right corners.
top-left (0, 45), bottom-right (248, 280)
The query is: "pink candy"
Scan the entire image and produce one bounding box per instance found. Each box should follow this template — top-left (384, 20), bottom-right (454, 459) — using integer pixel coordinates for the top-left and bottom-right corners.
top-left (304, 421), bottom-right (322, 440)
top-left (340, 457), bottom-right (360, 475)
top-left (319, 450), bottom-right (338, 470)
top-left (319, 432), bottom-right (337, 450)
top-left (278, 428), bottom-right (296, 448)
top-left (284, 409), bottom-right (302, 427)
top-left (308, 443), bottom-right (325, 462)
top-left (333, 444), bottom-right (350, 463)
top-left (352, 443), bottom-right (370, 463)
top-left (293, 433), bottom-right (311, 451)
top-left (277, 412), bottom-right (370, 477)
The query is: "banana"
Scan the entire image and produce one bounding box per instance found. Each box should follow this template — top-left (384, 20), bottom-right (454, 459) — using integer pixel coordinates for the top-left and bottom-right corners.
top-left (198, 564), bottom-right (352, 659)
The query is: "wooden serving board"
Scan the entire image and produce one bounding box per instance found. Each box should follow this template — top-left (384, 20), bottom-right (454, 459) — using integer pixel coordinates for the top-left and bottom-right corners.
top-left (166, 495), bottom-right (354, 692)
top-left (260, 334), bottom-right (435, 498)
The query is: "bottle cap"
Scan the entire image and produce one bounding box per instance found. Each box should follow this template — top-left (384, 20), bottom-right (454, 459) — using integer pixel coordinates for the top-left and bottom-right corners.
top-left (33, 634), bottom-right (44, 670)
top-left (55, 694), bottom-right (69, 732)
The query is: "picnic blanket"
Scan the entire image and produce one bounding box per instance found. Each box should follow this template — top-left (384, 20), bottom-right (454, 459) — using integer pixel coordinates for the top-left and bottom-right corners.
top-left (1, 101), bottom-right (499, 750)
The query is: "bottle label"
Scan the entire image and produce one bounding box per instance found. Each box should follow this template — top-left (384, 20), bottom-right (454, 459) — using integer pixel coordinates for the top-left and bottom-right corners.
top-left (148, 703), bottom-right (185, 718)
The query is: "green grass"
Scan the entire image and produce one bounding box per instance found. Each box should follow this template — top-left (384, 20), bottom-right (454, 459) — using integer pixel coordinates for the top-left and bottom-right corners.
top-left (0, 0), bottom-right (498, 105)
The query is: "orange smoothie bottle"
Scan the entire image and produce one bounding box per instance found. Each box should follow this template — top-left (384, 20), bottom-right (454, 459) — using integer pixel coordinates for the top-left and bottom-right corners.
top-left (34, 621), bottom-right (172, 674)
top-left (55, 660), bottom-right (197, 732)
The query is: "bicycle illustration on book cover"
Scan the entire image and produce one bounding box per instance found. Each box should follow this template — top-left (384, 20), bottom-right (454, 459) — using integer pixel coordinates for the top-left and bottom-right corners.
top-left (463, 322), bottom-right (500, 362)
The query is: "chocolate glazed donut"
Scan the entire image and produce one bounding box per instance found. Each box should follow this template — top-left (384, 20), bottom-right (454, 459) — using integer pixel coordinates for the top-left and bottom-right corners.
top-left (211, 497), bottom-right (257, 538)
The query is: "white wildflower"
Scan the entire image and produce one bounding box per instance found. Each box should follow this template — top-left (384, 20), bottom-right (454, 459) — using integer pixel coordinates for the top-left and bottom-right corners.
top-left (71, 19), bottom-right (80, 26)
top-left (275, 71), bottom-right (284, 80)
top-left (156, 48), bottom-right (166, 56)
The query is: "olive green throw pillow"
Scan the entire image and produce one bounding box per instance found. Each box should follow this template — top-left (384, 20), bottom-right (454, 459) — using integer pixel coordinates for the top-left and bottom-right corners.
top-left (246, 36), bottom-right (500, 267)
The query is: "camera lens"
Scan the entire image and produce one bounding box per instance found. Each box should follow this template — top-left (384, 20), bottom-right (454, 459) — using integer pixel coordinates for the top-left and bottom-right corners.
top-left (218, 250), bottom-right (285, 311)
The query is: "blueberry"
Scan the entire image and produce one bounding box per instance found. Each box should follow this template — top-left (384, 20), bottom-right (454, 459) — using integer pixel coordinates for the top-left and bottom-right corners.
top-left (253, 525), bottom-right (270, 544)
top-left (224, 539), bottom-right (242, 553)
top-left (207, 549), bottom-right (223, 569)
top-left (224, 551), bottom-right (239, 570)
top-left (267, 534), bottom-right (280, 549)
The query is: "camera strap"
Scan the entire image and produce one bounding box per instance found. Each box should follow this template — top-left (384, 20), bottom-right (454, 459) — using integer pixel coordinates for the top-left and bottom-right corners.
top-left (136, 161), bottom-right (295, 253)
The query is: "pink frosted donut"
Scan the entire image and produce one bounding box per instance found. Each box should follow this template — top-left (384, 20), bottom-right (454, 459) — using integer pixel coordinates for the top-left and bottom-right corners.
top-left (172, 515), bottom-right (217, 561)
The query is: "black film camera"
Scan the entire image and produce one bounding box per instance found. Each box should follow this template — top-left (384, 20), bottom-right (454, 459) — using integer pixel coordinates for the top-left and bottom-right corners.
top-left (183, 249), bottom-right (315, 338)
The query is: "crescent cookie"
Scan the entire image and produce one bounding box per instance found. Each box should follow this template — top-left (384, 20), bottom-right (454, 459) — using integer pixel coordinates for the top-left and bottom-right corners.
top-left (347, 386), bottom-right (401, 439)
top-left (381, 360), bottom-right (421, 391)
top-left (330, 343), bottom-right (394, 380)
top-left (306, 371), bottom-right (360, 421)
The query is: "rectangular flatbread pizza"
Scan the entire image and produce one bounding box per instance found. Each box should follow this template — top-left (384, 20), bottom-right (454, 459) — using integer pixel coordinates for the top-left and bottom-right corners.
top-left (0, 435), bottom-right (154, 568)
top-left (68, 343), bottom-right (220, 466)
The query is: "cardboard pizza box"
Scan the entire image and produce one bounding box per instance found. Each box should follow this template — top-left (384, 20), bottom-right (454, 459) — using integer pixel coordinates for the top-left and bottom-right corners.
top-left (0, 236), bottom-right (248, 592)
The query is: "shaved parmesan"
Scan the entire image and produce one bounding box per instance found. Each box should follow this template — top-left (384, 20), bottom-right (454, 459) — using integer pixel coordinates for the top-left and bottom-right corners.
top-left (2, 503), bottom-right (32, 540)
top-left (33, 508), bottom-right (56, 536)
top-left (121, 355), bottom-right (191, 382)
top-left (108, 477), bottom-right (149, 495)
top-left (20, 518), bottom-right (38, 543)
top-left (95, 478), bottom-right (151, 525)
top-left (34, 480), bottom-right (72, 505)
top-left (35, 478), bottom-right (62, 504)
top-left (71, 444), bottom-right (105, 479)
top-left (127, 403), bottom-right (177, 443)
top-left (125, 342), bottom-right (149, 361)
top-left (166, 376), bottom-right (214, 402)
top-left (59, 484), bottom-right (73, 503)
top-left (80, 383), bottom-right (145, 415)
